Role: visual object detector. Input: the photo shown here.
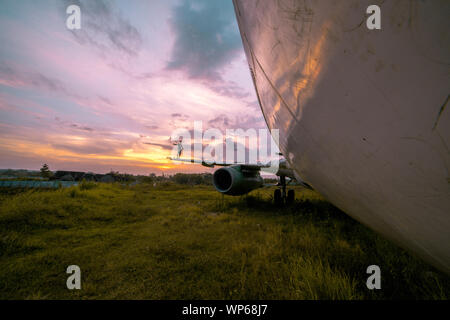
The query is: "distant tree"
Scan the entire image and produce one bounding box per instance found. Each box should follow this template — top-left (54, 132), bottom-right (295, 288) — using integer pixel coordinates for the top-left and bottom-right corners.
top-left (173, 173), bottom-right (190, 185)
top-left (40, 163), bottom-right (52, 178)
top-left (171, 173), bottom-right (212, 185)
top-left (139, 173), bottom-right (156, 184)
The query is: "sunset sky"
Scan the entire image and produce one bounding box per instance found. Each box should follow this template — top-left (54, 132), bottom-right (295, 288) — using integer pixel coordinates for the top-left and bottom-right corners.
top-left (0, 0), bottom-right (270, 175)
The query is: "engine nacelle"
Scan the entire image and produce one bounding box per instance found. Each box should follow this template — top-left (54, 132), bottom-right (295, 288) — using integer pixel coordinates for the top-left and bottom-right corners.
top-left (213, 166), bottom-right (264, 196)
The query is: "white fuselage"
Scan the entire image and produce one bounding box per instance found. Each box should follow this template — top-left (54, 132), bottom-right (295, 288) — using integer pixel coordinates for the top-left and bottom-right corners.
top-left (234, 0), bottom-right (450, 273)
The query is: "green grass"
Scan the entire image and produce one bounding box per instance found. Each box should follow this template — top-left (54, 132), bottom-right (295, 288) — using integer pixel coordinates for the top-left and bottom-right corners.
top-left (0, 182), bottom-right (448, 299)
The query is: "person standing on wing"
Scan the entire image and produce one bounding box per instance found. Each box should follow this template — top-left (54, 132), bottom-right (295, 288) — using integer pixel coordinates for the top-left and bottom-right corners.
top-left (172, 136), bottom-right (183, 158)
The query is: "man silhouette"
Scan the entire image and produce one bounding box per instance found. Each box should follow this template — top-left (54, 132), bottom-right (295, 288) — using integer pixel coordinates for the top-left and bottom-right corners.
top-left (172, 136), bottom-right (183, 158)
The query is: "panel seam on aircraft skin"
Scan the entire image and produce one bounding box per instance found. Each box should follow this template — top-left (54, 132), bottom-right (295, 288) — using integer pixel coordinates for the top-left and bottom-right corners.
top-left (432, 94), bottom-right (449, 131)
top-left (243, 33), bottom-right (298, 123)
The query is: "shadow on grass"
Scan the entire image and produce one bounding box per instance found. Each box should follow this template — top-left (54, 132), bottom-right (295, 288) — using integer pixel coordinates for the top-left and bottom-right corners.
top-left (217, 192), bottom-right (350, 221)
top-left (213, 190), bottom-right (450, 299)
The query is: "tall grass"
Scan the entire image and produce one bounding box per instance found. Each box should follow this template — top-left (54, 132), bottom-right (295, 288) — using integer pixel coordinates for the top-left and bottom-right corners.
top-left (0, 184), bottom-right (448, 299)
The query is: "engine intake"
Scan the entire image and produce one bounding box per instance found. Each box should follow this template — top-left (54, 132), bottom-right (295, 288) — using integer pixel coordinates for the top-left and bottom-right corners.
top-left (213, 166), bottom-right (264, 196)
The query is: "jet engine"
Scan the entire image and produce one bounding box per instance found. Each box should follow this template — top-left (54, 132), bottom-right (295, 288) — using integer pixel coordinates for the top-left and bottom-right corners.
top-left (212, 166), bottom-right (264, 196)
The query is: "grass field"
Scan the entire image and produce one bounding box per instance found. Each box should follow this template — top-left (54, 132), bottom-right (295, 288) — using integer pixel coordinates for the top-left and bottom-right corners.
top-left (0, 182), bottom-right (449, 299)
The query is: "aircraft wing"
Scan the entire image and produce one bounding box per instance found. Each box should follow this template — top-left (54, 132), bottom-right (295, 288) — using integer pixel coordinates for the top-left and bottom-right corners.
top-left (167, 157), bottom-right (218, 167)
top-left (167, 157), bottom-right (271, 169)
top-left (167, 156), bottom-right (312, 189)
